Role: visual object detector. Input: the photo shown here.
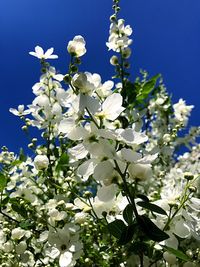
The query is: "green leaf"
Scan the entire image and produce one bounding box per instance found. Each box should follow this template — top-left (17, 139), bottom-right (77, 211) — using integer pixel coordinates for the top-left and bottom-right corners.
top-left (0, 173), bottom-right (7, 192)
top-left (137, 201), bottom-right (167, 215)
top-left (53, 147), bottom-right (59, 158)
top-left (138, 215), bottom-right (169, 242)
top-left (11, 203), bottom-right (27, 218)
top-left (165, 247), bottom-right (191, 262)
top-left (123, 204), bottom-right (134, 225)
top-left (19, 220), bottom-right (34, 230)
top-left (19, 148), bottom-right (27, 162)
top-left (118, 224), bottom-right (135, 245)
top-left (136, 74), bottom-right (160, 101)
top-left (107, 219), bottom-right (126, 239)
top-left (0, 196), bottom-right (9, 207)
top-left (137, 194), bottom-right (149, 202)
top-left (56, 152), bottom-right (69, 172)
top-left (11, 160), bottom-right (23, 167)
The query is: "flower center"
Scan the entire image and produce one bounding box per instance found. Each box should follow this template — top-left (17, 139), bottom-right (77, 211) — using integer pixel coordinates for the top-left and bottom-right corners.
top-left (60, 244), bottom-right (67, 251)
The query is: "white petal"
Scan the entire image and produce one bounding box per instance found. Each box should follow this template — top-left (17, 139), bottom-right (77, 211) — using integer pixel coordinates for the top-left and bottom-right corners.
top-left (118, 128), bottom-right (135, 143)
top-left (102, 93), bottom-right (125, 120)
top-left (54, 74), bottom-right (64, 81)
top-left (35, 46), bottom-right (44, 57)
top-left (137, 153), bottom-right (158, 164)
top-left (85, 95), bottom-right (100, 114)
top-left (164, 233), bottom-right (178, 249)
top-left (67, 126), bottom-right (88, 141)
top-left (97, 184), bottom-right (117, 202)
top-left (106, 106), bottom-right (125, 120)
top-left (93, 161), bottom-right (114, 182)
top-left (44, 47), bottom-right (54, 57)
top-left (68, 143), bottom-right (88, 159)
top-left (174, 220), bottom-right (191, 238)
top-left (77, 159), bottom-right (96, 181)
top-left (58, 118), bottom-right (75, 134)
top-left (121, 148), bottom-right (142, 162)
top-left (132, 131), bottom-right (148, 145)
top-left (29, 52), bottom-right (38, 57)
top-left (9, 108), bottom-right (19, 116)
top-left (49, 247), bottom-right (60, 259)
top-left (49, 54), bottom-right (58, 59)
top-left (59, 251), bottom-right (73, 267)
top-left (102, 80), bottom-right (114, 90)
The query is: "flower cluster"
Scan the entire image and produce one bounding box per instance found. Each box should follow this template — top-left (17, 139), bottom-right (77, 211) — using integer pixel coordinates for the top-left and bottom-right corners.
top-left (0, 0), bottom-right (199, 266)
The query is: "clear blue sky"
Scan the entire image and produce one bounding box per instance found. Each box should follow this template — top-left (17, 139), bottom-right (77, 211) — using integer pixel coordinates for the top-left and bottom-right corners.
top-left (0, 0), bottom-right (200, 153)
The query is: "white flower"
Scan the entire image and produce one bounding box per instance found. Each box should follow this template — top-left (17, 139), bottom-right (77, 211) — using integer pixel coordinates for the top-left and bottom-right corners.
top-left (128, 163), bottom-right (152, 180)
top-left (106, 19), bottom-right (133, 52)
top-left (11, 228), bottom-right (26, 240)
top-left (34, 154), bottom-right (49, 170)
top-left (116, 128), bottom-right (148, 146)
top-left (72, 72), bottom-right (95, 94)
top-left (173, 98), bottom-right (194, 125)
top-left (16, 241), bottom-right (27, 254)
top-left (95, 93), bottom-right (125, 121)
top-left (10, 187), bottom-right (37, 203)
top-left (9, 105), bottom-right (31, 116)
top-left (3, 241), bottom-right (14, 253)
top-left (29, 46), bottom-right (58, 59)
top-left (67, 35), bottom-right (86, 57)
top-left (48, 224), bottom-right (82, 267)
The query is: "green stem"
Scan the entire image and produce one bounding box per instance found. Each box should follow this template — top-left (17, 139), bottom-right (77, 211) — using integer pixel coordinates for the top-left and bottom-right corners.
top-left (114, 160), bottom-right (139, 218)
top-left (85, 107), bottom-right (100, 129)
top-left (163, 182), bottom-right (190, 231)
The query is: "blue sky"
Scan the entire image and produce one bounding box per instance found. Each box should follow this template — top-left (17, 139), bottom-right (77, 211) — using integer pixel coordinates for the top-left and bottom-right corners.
top-left (0, 0), bottom-right (200, 153)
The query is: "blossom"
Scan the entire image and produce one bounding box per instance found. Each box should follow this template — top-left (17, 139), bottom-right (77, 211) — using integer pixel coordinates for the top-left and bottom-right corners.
top-left (106, 19), bottom-right (133, 52)
top-left (9, 105), bottom-right (31, 116)
top-left (29, 46), bottom-right (58, 59)
top-left (173, 98), bottom-right (194, 125)
top-left (95, 93), bottom-right (125, 121)
top-left (72, 72), bottom-right (96, 95)
top-left (128, 163), bottom-right (152, 180)
top-left (48, 224), bottom-right (82, 267)
top-left (67, 35), bottom-right (86, 57)
top-left (34, 154), bottom-right (49, 170)
top-left (11, 228), bottom-right (26, 240)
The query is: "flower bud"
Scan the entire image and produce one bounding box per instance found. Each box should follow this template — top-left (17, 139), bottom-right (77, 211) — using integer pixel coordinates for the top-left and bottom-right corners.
top-left (83, 191), bottom-right (92, 198)
top-left (28, 143), bottom-right (34, 149)
top-left (63, 74), bottom-right (71, 83)
top-left (163, 251), bottom-right (176, 264)
top-left (110, 55), bottom-right (118, 65)
top-left (184, 172), bottom-right (194, 181)
top-left (163, 133), bottom-right (171, 143)
top-left (186, 249), bottom-right (193, 258)
top-left (124, 62), bottom-right (130, 69)
top-left (67, 35), bottom-right (86, 57)
top-left (74, 57), bottom-right (81, 65)
top-left (188, 186), bottom-right (197, 193)
top-left (34, 155), bottom-right (49, 170)
top-left (110, 15), bottom-right (116, 21)
top-left (122, 48), bottom-right (131, 59)
top-left (70, 65), bottom-right (78, 73)
top-left (22, 125), bottom-right (28, 131)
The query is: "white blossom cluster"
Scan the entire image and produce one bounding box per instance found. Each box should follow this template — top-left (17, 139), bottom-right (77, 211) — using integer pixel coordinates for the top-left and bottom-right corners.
top-left (0, 1), bottom-right (200, 266)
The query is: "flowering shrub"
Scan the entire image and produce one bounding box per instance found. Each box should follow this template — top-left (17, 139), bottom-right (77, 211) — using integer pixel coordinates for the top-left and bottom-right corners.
top-left (0, 0), bottom-right (200, 266)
